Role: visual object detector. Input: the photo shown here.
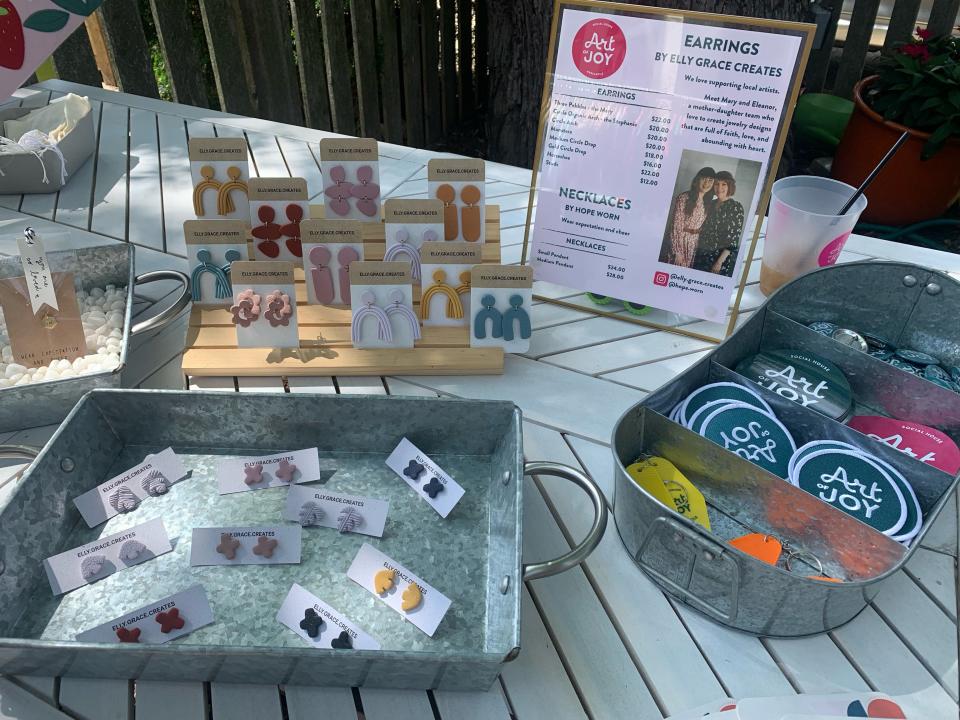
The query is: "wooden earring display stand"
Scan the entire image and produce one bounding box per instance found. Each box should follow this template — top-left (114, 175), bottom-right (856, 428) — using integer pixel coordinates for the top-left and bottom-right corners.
top-left (181, 206), bottom-right (504, 377)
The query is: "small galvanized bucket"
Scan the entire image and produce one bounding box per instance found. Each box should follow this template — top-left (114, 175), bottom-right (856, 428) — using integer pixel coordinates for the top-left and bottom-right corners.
top-left (612, 261), bottom-right (960, 636)
top-left (0, 244), bottom-right (189, 433)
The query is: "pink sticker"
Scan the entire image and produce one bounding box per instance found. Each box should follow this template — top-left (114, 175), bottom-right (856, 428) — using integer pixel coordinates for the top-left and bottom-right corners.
top-left (817, 231), bottom-right (851, 267)
top-left (849, 415), bottom-right (960, 474)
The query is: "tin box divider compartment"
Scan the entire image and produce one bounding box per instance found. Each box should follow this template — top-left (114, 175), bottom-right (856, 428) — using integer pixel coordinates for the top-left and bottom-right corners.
top-left (613, 406), bottom-right (900, 635)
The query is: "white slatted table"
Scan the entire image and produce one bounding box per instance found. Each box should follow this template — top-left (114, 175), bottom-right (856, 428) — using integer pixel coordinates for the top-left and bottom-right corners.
top-left (0, 80), bottom-right (955, 720)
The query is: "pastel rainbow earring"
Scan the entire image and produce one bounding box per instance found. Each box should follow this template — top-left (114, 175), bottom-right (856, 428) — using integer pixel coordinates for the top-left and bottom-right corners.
top-left (337, 246), bottom-right (361, 305)
top-left (474, 294), bottom-right (503, 339)
top-left (502, 294), bottom-right (531, 341)
top-left (190, 249), bottom-right (231, 301)
top-left (216, 166), bottom-right (247, 215)
top-left (436, 184), bottom-right (458, 240)
top-left (192, 165), bottom-right (220, 216)
top-left (420, 269), bottom-right (464, 321)
top-left (385, 289), bottom-right (421, 340)
top-left (383, 229), bottom-right (421, 280)
top-left (309, 246), bottom-right (335, 304)
top-left (352, 291), bottom-right (393, 344)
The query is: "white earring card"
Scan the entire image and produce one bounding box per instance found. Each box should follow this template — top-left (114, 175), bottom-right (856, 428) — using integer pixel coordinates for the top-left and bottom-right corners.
top-left (349, 261), bottom-right (417, 349)
top-left (427, 158), bottom-right (486, 243)
top-left (470, 265), bottom-right (534, 353)
top-left (383, 199), bottom-right (444, 287)
top-left (184, 220), bottom-right (250, 307)
top-left (229, 261), bottom-right (299, 348)
top-left (419, 242), bottom-right (481, 327)
top-left (319, 138), bottom-right (381, 222)
top-left (300, 219), bottom-right (365, 306)
top-left (248, 177), bottom-right (309, 262)
top-left (188, 138), bottom-right (250, 221)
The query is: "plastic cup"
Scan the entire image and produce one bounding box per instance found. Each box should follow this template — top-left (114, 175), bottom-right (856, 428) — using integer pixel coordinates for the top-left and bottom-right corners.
top-left (759, 176), bottom-right (867, 296)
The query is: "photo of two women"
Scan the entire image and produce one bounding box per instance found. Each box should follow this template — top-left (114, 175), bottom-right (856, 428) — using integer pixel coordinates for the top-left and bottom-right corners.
top-left (657, 151), bottom-right (762, 277)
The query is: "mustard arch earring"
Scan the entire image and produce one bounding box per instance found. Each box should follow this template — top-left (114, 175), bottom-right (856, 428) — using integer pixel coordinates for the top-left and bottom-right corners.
top-left (192, 165), bottom-right (220, 216)
top-left (420, 269), bottom-right (464, 321)
top-left (216, 166), bottom-right (248, 215)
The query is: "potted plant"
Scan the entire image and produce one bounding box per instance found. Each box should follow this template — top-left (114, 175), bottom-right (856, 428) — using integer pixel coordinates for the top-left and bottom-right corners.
top-left (832, 28), bottom-right (960, 225)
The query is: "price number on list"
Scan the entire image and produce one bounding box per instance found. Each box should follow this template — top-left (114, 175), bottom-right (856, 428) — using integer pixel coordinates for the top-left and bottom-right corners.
top-left (642, 114), bottom-right (670, 185)
top-left (606, 264), bottom-right (625, 280)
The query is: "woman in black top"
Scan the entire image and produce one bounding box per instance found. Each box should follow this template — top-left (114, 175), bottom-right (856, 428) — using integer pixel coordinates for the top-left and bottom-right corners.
top-left (694, 170), bottom-right (744, 276)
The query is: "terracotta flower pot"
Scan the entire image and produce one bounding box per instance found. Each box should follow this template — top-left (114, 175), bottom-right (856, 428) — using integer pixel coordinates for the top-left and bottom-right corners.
top-left (831, 76), bottom-right (960, 225)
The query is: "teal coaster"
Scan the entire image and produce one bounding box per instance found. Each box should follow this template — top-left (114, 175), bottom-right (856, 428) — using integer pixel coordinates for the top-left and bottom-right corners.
top-left (787, 440), bottom-right (862, 480)
top-left (792, 449), bottom-right (907, 536)
top-left (699, 403), bottom-right (796, 479)
top-left (895, 348), bottom-right (939, 366)
top-left (735, 350), bottom-right (853, 421)
top-left (679, 382), bottom-right (772, 429)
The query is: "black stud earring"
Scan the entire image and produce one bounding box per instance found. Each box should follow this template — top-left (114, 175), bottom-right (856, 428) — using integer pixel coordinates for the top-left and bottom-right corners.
top-left (299, 608), bottom-right (324, 638)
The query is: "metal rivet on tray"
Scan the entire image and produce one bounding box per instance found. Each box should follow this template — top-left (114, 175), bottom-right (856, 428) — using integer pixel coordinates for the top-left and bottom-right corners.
top-left (902, 275), bottom-right (917, 287)
top-left (500, 575), bottom-right (510, 594)
top-left (502, 470), bottom-right (511, 485)
top-left (60, 458), bottom-right (75, 473)
top-left (703, 551), bottom-right (714, 561)
top-left (925, 282), bottom-right (942, 296)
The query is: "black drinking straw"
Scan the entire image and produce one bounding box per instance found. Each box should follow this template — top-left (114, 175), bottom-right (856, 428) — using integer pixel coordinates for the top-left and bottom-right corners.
top-left (837, 130), bottom-right (910, 216)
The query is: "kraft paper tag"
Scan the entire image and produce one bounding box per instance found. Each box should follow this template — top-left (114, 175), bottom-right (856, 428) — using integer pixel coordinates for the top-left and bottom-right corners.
top-left (16, 230), bottom-right (58, 313)
top-left (0, 272), bottom-right (85, 368)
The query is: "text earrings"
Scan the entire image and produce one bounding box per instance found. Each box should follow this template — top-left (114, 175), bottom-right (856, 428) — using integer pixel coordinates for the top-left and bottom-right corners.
top-left (474, 294), bottom-right (503, 339)
top-left (351, 291), bottom-right (393, 344)
top-left (325, 166), bottom-right (353, 216)
top-left (421, 270), bottom-right (464, 320)
top-left (383, 229), bottom-right (422, 280)
top-left (217, 167), bottom-right (248, 215)
top-left (351, 165), bottom-right (380, 217)
top-left (461, 185), bottom-right (482, 242)
top-left (385, 289), bottom-right (421, 341)
top-left (436, 184), bottom-right (458, 240)
top-left (309, 246), bottom-right (336, 304)
top-left (191, 249), bottom-right (231, 301)
top-left (193, 166), bottom-right (220, 216)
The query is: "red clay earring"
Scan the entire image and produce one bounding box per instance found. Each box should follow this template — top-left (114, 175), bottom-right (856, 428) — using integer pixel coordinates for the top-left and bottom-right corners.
top-left (252, 206), bottom-right (282, 258)
top-left (436, 184), bottom-right (458, 240)
top-left (460, 185), bottom-right (482, 242)
top-left (337, 246), bottom-right (360, 305)
top-left (351, 165), bottom-right (380, 217)
top-left (325, 166), bottom-right (353, 216)
top-left (116, 626), bottom-right (141, 643)
top-left (155, 608), bottom-right (185, 633)
top-left (230, 289), bottom-right (261, 327)
top-left (309, 246), bottom-right (335, 304)
top-left (253, 535), bottom-right (278, 558)
top-left (281, 204), bottom-right (304, 257)
top-left (264, 290), bottom-right (293, 327)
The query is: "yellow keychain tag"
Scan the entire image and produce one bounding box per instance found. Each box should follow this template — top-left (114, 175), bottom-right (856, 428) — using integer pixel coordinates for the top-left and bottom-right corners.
top-left (626, 456), bottom-right (711, 531)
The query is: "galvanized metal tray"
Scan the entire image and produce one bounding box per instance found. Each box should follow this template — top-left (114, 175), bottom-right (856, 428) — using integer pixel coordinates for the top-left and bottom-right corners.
top-left (0, 244), bottom-right (190, 433)
top-left (612, 261), bottom-right (960, 636)
top-left (0, 390), bottom-right (605, 689)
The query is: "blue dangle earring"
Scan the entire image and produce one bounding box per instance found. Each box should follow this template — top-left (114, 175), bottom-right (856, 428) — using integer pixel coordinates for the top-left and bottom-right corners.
top-left (502, 294), bottom-right (531, 341)
top-left (473, 294), bottom-right (503, 340)
top-left (190, 249), bottom-right (231, 301)
top-left (220, 249), bottom-right (243, 296)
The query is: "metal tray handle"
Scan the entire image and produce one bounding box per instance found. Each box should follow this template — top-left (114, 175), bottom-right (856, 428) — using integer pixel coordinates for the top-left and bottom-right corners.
top-left (522, 461), bottom-right (608, 581)
top-left (0, 445), bottom-right (39, 491)
top-left (130, 270), bottom-right (191, 336)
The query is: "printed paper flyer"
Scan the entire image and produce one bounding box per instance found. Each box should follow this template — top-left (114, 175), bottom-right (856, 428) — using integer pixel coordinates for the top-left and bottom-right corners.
top-left (529, 7), bottom-right (807, 321)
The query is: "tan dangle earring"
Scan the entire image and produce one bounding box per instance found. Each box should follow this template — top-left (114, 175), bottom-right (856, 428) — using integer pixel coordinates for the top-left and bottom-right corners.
top-left (217, 166), bottom-right (248, 215)
top-left (420, 269), bottom-right (464, 321)
top-left (193, 165), bottom-right (220, 216)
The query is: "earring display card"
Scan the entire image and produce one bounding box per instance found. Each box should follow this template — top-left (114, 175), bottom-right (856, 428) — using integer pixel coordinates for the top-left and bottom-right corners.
top-left (189, 525), bottom-right (302, 566)
top-left (300, 219), bottom-right (365, 306)
top-left (248, 177), bottom-right (309, 262)
top-left (188, 138), bottom-right (250, 221)
top-left (282, 485), bottom-right (389, 537)
top-left (277, 583), bottom-right (381, 650)
top-left (385, 437), bottom-right (466, 518)
top-left (75, 584), bottom-right (215, 645)
top-left (43, 518), bottom-right (173, 596)
top-left (470, 265), bottom-right (534, 353)
top-left (347, 543), bottom-right (452, 637)
top-left (428, 158), bottom-right (486, 243)
top-left (319, 138), bottom-right (381, 221)
top-left (73, 447), bottom-right (189, 528)
top-left (229, 261), bottom-right (299, 348)
top-left (184, 220), bottom-right (249, 307)
top-left (0, 271), bottom-right (86, 368)
top-left (383, 199), bottom-right (444, 286)
top-left (216, 447), bottom-right (327, 495)
top-left (419, 242), bottom-right (481, 327)
top-left (349, 261), bottom-right (417, 349)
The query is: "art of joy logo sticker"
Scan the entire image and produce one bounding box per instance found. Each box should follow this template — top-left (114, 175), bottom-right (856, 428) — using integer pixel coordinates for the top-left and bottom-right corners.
top-left (699, 403), bottom-right (796, 479)
top-left (572, 18), bottom-right (626, 79)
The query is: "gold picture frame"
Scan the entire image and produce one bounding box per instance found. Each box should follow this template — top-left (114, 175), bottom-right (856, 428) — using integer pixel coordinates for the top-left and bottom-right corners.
top-left (520, 0), bottom-right (816, 343)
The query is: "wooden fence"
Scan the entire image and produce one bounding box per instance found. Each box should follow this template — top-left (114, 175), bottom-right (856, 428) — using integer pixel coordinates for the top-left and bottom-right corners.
top-left (29, 0), bottom-right (960, 162)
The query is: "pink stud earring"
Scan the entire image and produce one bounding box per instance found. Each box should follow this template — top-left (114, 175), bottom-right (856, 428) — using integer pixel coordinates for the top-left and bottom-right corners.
top-left (275, 459), bottom-right (297, 483)
top-left (230, 289), bottom-right (261, 327)
top-left (244, 463), bottom-right (264, 486)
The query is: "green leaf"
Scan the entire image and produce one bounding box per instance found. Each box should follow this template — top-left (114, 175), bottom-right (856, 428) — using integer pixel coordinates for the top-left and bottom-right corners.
top-left (922, 122), bottom-right (953, 159)
top-left (23, 9), bottom-right (70, 32)
top-left (49, 0), bottom-right (103, 17)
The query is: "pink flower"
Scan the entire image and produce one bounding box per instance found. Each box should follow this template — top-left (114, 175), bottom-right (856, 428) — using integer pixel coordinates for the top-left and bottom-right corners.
top-left (901, 43), bottom-right (932, 61)
top-left (916, 26), bottom-right (932, 40)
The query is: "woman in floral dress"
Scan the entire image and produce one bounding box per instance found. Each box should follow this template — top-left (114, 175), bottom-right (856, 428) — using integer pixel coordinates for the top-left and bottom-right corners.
top-left (659, 167), bottom-right (715, 267)
top-left (695, 170), bottom-right (745, 276)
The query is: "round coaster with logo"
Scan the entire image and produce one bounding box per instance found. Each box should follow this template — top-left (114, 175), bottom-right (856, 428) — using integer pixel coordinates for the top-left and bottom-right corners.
top-left (698, 402), bottom-right (797, 479)
top-left (848, 415), bottom-right (960, 475)
top-left (735, 350), bottom-right (853, 421)
top-left (895, 348), bottom-right (939, 366)
top-left (787, 440), bottom-right (863, 480)
top-left (678, 382), bottom-right (773, 429)
top-left (792, 449), bottom-right (907, 537)
top-left (807, 321), bottom-right (837, 337)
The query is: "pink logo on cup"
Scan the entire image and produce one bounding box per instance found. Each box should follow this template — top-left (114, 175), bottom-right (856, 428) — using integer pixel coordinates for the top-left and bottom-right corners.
top-left (572, 19), bottom-right (627, 79)
top-left (817, 231), bottom-right (851, 267)
top-left (653, 271), bottom-right (669, 287)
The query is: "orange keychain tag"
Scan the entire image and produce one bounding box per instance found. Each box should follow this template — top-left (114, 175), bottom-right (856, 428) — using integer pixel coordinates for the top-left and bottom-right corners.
top-left (730, 533), bottom-right (783, 565)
